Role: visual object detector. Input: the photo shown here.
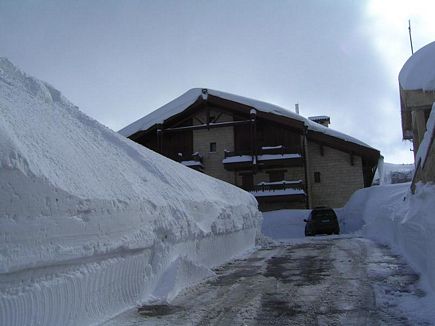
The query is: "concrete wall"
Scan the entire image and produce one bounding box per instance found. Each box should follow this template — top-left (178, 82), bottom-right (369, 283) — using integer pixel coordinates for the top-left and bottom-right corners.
top-left (307, 141), bottom-right (364, 208)
top-left (192, 108), bottom-right (235, 184)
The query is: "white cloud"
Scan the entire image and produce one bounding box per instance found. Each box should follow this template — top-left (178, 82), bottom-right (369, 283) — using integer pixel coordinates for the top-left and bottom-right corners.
top-left (366, 0), bottom-right (435, 81)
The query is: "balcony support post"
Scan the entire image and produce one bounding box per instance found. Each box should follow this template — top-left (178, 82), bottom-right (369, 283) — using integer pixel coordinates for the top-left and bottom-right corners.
top-left (250, 109), bottom-right (257, 173)
top-left (156, 124), bottom-right (163, 154)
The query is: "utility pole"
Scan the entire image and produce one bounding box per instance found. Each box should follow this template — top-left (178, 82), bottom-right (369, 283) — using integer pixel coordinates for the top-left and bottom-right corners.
top-left (408, 19), bottom-right (414, 55)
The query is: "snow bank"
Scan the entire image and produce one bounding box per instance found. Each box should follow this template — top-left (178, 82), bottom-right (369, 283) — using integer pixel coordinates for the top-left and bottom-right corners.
top-left (399, 41), bottom-right (435, 91)
top-left (261, 209), bottom-right (309, 240)
top-left (372, 162), bottom-right (414, 185)
top-left (0, 58), bottom-right (262, 326)
top-left (340, 183), bottom-right (435, 291)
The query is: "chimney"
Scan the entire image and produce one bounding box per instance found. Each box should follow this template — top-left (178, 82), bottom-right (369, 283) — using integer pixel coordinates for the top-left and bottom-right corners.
top-left (201, 88), bottom-right (208, 100)
top-left (308, 116), bottom-right (331, 128)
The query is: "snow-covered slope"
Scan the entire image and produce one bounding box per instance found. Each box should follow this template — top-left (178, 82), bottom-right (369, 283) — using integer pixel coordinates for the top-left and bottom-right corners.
top-left (119, 88), bottom-right (373, 149)
top-left (399, 41), bottom-right (435, 91)
top-left (0, 58), bottom-right (262, 326)
top-left (339, 183), bottom-right (435, 292)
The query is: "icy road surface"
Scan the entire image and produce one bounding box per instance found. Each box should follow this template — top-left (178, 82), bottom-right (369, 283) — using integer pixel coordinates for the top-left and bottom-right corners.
top-left (105, 236), bottom-right (432, 325)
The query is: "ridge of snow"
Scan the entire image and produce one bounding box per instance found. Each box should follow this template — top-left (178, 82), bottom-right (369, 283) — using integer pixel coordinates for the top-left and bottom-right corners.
top-left (339, 183), bottom-right (435, 294)
top-left (118, 88), bottom-right (374, 149)
top-left (0, 58), bottom-right (262, 325)
top-left (399, 41), bottom-right (435, 91)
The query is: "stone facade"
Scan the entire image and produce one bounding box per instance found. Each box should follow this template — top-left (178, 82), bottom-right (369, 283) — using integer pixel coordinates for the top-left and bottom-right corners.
top-left (192, 108), bottom-right (235, 184)
top-left (123, 94), bottom-right (378, 211)
top-left (307, 141), bottom-right (364, 208)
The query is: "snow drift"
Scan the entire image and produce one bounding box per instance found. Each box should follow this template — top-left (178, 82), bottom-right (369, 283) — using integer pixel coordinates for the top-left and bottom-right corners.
top-left (261, 209), bottom-right (309, 240)
top-left (0, 58), bottom-right (262, 325)
top-left (340, 182), bottom-right (435, 292)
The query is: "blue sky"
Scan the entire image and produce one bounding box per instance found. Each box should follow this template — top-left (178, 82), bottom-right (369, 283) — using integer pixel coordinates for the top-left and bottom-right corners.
top-left (1, 0), bottom-right (434, 163)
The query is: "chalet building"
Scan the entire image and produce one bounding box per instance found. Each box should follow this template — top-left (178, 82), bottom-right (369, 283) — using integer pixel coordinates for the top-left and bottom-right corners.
top-left (119, 89), bottom-right (380, 211)
top-left (399, 41), bottom-right (435, 188)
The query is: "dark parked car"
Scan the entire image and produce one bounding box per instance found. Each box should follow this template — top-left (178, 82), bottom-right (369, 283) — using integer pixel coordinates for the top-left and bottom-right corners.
top-left (304, 207), bottom-right (340, 236)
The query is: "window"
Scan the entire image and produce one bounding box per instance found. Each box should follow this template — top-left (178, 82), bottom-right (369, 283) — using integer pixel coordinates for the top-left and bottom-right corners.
top-left (241, 174), bottom-right (254, 190)
top-left (268, 170), bottom-right (285, 182)
top-left (314, 172), bottom-right (321, 183)
top-left (210, 142), bottom-right (217, 153)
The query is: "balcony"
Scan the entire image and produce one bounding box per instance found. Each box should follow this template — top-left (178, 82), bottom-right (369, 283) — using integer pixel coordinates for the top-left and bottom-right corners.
top-left (222, 145), bottom-right (303, 171)
top-left (257, 145), bottom-right (303, 167)
top-left (222, 150), bottom-right (254, 170)
top-left (248, 180), bottom-right (306, 203)
top-left (177, 152), bottom-right (204, 171)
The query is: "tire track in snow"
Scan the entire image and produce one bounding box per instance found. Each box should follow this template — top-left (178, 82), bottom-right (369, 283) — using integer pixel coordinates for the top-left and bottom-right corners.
top-left (108, 236), bottom-right (432, 325)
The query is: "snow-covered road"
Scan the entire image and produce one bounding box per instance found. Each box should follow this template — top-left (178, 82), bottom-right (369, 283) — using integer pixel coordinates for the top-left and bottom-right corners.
top-left (105, 236), bottom-right (432, 325)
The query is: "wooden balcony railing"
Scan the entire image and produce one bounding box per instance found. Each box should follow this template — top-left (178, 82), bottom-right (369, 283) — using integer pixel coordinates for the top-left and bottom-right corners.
top-left (172, 152), bottom-right (204, 170)
top-left (247, 180), bottom-right (306, 201)
top-left (223, 145), bottom-right (303, 169)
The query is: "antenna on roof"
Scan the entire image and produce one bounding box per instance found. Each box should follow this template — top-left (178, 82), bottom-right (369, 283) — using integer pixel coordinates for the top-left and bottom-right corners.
top-left (295, 103), bottom-right (300, 115)
top-left (408, 19), bottom-right (414, 55)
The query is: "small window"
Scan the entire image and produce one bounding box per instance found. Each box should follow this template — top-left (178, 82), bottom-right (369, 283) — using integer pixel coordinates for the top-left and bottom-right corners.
top-left (210, 142), bottom-right (217, 153)
top-left (314, 172), bottom-right (321, 183)
top-left (268, 170), bottom-right (285, 182)
top-left (241, 174), bottom-right (254, 190)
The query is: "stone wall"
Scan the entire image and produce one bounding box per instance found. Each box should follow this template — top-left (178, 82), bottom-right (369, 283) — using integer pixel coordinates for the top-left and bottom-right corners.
top-left (192, 108), bottom-right (235, 184)
top-left (307, 141), bottom-right (364, 208)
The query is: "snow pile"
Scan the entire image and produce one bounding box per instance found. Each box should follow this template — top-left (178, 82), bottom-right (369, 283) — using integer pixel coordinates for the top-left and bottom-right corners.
top-left (373, 162), bottom-right (414, 185)
top-left (119, 88), bottom-right (373, 149)
top-left (261, 209), bottom-right (309, 240)
top-left (340, 182), bottom-right (435, 291)
top-left (399, 41), bottom-right (435, 91)
top-left (0, 58), bottom-right (262, 326)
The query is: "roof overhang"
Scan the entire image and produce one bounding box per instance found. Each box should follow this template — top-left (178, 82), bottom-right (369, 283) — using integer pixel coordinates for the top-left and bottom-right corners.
top-left (399, 87), bottom-right (435, 140)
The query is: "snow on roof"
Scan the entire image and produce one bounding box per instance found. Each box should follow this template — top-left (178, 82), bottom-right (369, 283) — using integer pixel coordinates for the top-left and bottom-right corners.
top-left (119, 88), bottom-right (373, 149)
top-left (399, 41), bottom-right (435, 91)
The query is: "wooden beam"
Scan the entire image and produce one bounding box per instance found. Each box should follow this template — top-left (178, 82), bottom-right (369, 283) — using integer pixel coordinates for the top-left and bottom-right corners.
top-left (163, 119), bottom-right (251, 133)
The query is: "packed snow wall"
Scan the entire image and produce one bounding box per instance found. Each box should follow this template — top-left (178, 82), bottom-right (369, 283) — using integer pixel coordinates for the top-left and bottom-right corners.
top-left (339, 183), bottom-right (435, 292)
top-left (0, 58), bottom-right (262, 325)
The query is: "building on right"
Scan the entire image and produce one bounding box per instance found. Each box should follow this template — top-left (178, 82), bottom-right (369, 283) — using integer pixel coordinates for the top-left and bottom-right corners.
top-left (399, 41), bottom-right (435, 188)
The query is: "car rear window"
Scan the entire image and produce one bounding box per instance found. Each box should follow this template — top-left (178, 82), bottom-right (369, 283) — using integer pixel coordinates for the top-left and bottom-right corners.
top-left (311, 210), bottom-right (337, 220)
